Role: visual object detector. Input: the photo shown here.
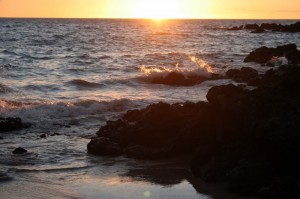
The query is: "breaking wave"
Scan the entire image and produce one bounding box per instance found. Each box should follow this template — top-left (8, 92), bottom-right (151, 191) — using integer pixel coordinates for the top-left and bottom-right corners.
top-left (140, 55), bottom-right (214, 81)
top-left (0, 98), bottom-right (142, 125)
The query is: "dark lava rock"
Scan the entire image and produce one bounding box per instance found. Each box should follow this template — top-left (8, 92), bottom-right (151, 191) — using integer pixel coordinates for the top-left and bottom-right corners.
top-left (260, 22), bottom-right (300, 33)
top-left (227, 22), bottom-right (300, 33)
top-left (40, 134), bottom-right (47, 138)
top-left (281, 21), bottom-right (300, 33)
top-left (150, 72), bottom-right (210, 86)
top-left (13, 147), bottom-right (27, 154)
top-left (206, 84), bottom-right (248, 111)
top-left (0, 136), bottom-right (3, 140)
top-left (244, 44), bottom-right (300, 65)
top-left (87, 137), bottom-right (122, 156)
top-left (88, 48), bottom-right (300, 196)
top-left (251, 27), bottom-right (265, 33)
top-left (227, 159), bottom-right (273, 196)
top-left (0, 117), bottom-right (24, 132)
top-left (226, 67), bottom-right (258, 83)
top-left (260, 177), bottom-right (300, 199)
top-left (260, 23), bottom-right (282, 31)
top-left (244, 24), bottom-right (260, 30)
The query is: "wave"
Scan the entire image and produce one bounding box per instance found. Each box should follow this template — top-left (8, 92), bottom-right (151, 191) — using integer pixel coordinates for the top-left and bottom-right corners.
top-left (12, 165), bottom-right (92, 173)
top-left (67, 79), bottom-right (105, 89)
top-left (0, 98), bottom-right (142, 125)
top-left (0, 83), bottom-right (13, 93)
top-left (154, 32), bottom-right (190, 37)
top-left (139, 55), bottom-right (214, 83)
top-left (1, 49), bottom-right (53, 60)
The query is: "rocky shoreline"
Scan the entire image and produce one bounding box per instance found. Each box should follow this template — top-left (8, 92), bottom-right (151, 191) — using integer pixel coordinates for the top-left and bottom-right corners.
top-left (226, 21), bottom-right (300, 33)
top-left (88, 44), bottom-right (300, 198)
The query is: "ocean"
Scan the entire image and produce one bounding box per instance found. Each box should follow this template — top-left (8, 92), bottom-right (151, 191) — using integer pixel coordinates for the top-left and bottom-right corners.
top-left (1, 19), bottom-right (300, 198)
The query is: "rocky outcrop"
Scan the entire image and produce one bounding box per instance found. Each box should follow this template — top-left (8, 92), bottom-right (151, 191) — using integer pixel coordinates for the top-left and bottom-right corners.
top-left (226, 22), bottom-right (300, 33)
top-left (88, 46), bottom-right (300, 197)
top-left (244, 44), bottom-right (300, 65)
top-left (87, 137), bottom-right (122, 156)
top-left (226, 67), bottom-right (258, 83)
top-left (148, 72), bottom-right (222, 86)
top-left (0, 117), bottom-right (25, 133)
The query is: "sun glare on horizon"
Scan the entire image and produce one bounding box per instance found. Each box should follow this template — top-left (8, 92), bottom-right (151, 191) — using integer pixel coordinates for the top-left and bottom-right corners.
top-left (131, 0), bottom-right (185, 19)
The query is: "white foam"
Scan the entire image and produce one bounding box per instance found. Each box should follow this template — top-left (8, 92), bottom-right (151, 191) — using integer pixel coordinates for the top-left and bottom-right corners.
top-left (140, 56), bottom-right (214, 79)
top-left (0, 99), bottom-right (139, 124)
top-left (269, 56), bottom-right (288, 66)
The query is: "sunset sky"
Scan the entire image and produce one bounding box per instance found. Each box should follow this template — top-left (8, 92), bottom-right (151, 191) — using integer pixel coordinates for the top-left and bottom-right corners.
top-left (0, 0), bottom-right (300, 19)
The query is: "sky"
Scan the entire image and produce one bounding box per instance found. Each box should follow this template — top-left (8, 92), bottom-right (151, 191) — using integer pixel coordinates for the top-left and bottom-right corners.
top-left (0, 0), bottom-right (300, 19)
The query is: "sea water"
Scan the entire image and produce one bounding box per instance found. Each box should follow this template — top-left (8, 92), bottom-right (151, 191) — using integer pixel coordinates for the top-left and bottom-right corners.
top-left (1, 19), bottom-right (300, 198)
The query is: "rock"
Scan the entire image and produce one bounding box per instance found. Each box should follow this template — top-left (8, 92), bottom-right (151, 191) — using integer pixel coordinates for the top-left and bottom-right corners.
top-left (226, 67), bottom-right (258, 82)
top-left (260, 23), bottom-right (282, 31)
top-left (225, 22), bottom-right (300, 33)
top-left (88, 51), bottom-right (300, 197)
top-left (0, 136), bottom-right (3, 140)
top-left (260, 177), bottom-right (300, 199)
top-left (244, 24), bottom-right (260, 30)
top-left (40, 134), bottom-right (47, 138)
top-left (0, 117), bottom-right (24, 132)
top-left (150, 72), bottom-right (206, 86)
top-left (281, 21), bottom-right (300, 33)
top-left (87, 137), bottom-right (122, 156)
top-left (251, 27), bottom-right (265, 33)
top-left (13, 147), bottom-right (27, 154)
top-left (227, 159), bottom-right (273, 196)
top-left (206, 84), bottom-right (248, 111)
top-left (244, 44), bottom-right (300, 64)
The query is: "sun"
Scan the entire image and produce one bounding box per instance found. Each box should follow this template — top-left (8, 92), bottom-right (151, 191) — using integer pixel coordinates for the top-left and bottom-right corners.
top-left (131, 0), bottom-right (185, 19)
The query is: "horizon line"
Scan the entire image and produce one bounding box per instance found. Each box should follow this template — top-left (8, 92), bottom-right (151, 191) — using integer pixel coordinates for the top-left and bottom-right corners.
top-left (0, 17), bottom-right (300, 20)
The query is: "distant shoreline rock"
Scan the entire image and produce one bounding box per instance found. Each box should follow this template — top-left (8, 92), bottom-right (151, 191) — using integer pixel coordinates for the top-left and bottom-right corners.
top-left (226, 21), bottom-right (300, 33)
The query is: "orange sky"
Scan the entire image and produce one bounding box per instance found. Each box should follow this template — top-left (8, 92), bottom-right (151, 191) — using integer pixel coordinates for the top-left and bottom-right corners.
top-left (0, 0), bottom-right (300, 19)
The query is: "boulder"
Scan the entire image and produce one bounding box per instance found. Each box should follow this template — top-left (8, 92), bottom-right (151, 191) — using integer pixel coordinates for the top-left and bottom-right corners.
top-left (87, 137), bottom-right (122, 156)
top-left (226, 67), bottom-right (258, 82)
top-left (150, 72), bottom-right (206, 86)
top-left (244, 44), bottom-right (300, 64)
top-left (251, 27), bottom-right (265, 33)
top-left (206, 84), bottom-right (248, 111)
top-left (13, 147), bottom-right (27, 154)
top-left (0, 117), bottom-right (24, 132)
top-left (260, 177), bottom-right (300, 199)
